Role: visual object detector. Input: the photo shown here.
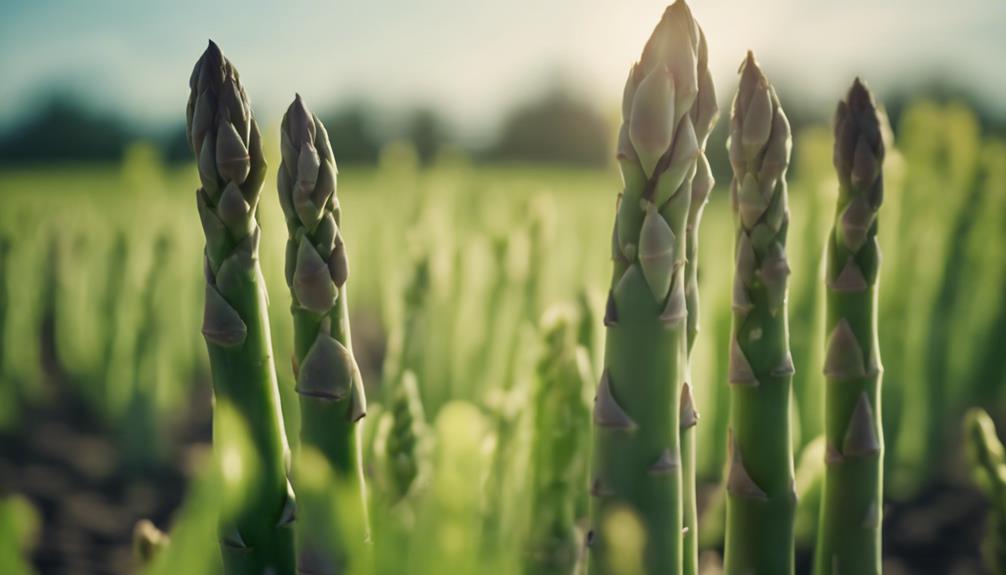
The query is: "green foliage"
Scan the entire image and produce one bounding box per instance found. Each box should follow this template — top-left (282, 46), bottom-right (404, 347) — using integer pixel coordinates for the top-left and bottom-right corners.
top-left (0, 494), bottom-right (39, 575)
top-left (0, 97), bottom-right (1004, 573)
top-left (964, 409), bottom-right (1006, 573)
top-left (525, 306), bottom-right (592, 575)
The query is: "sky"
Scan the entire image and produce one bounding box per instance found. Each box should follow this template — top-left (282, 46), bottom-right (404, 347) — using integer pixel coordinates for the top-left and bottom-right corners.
top-left (1, 0), bottom-right (1004, 140)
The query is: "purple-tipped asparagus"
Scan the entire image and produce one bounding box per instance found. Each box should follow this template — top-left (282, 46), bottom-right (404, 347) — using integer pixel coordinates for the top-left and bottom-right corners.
top-left (186, 40), bottom-right (296, 575)
top-left (815, 78), bottom-right (886, 575)
top-left (589, 2), bottom-right (714, 573)
top-left (278, 94), bottom-right (369, 575)
top-left (723, 51), bottom-right (796, 575)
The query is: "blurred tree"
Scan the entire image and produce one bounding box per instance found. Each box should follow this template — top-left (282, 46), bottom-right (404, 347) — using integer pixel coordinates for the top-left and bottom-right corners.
top-left (885, 82), bottom-right (1006, 140)
top-left (159, 125), bottom-right (192, 165)
top-left (0, 94), bottom-right (133, 165)
top-left (406, 107), bottom-right (448, 168)
top-left (488, 87), bottom-right (610, 167)
top-left (321, 103), bottom-right (383, 165)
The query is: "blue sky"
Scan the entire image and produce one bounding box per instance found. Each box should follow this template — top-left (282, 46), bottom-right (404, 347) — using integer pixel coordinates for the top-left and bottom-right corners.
top-left (2, 0), bottom-right (1004, 139)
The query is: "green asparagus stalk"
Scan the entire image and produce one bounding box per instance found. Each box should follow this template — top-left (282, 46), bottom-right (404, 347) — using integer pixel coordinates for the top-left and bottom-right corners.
top-left (371, 250), bottom-right (431, 504)
top-left (186, 40), bottom-right (295, 574)
top-left (964, 408), bottom-right (1006, 573)
top-left (589, 2), bottom-right (714, 572)
top-left (419, 401), bottom-right (492, 573)
top-left (101, 232), bottom-right (128, 387)
top-left (0, 235), bottom-right (9, 382)
top-left (680, 21), bottom-right (718, 575)
top-left (380, 370), bottom-right (428, 501)
top-left (814, 78), bottom-right (886, 575)
top-left (525, 307), bottom-right (592, 575)
top-left (794, 436), bottom-right (827, 547)
top-left (386, 253), bottom-right (430, 386)
top-left (123, 235), bottom-right (173, 470)
top-left (40, 236), bottom-right (64, 385)
top-left (575, 288), bottom-right (600, 380)
top-left (723, 52), bottom-right (796, 575)
top-left (361, 401), bottom-right (385, 478)
top-left (277, 94), bottom-right (369, 574)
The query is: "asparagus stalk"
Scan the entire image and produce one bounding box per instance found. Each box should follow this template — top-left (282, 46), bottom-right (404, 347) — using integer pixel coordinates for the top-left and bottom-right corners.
top-left (186, 41), bottom-right (295, 574)
top-left (123, 235), bottom-right (173, 470)
top-left (575, 288), bottom-right (600, 380)
top-left (525, 307), bottom-right (592, 575)
top-left (964, 408), bottom-right (1006, 573)
top-left (277, 94), bottom-right (369, 574)
top-left (386, 253), bottom-right (430, 386)
top-left (0, 235), bottom-right (9, 381)
top-left (814, 79), bottom-right (886, 575)
top-left (372, 251), bottom-right (431, 503)
top-left (723, 52), bottom-right (796, 575)
top-left (380, 369), bottom-right (428, 501)
top-left (680, 22), bottom-right (718, 575)
top-left (589, 2), bottom-right (714, 572)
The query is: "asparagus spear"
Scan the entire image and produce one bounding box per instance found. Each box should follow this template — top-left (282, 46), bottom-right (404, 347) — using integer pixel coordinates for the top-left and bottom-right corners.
top-left (385, 252), bottom-right (430, 386)
top-left (374, 252), bottom-right (430, 503)
top-left (723, 52), bottom-right (796, 575)
top-left (380, 369), bottom-right (428, 501)
top-left (0, 235), bottom-right (9, 381)
top-left (525, 307), bottom-right (592, 575)
top-left (680, 20), bottom-right (718, 575)
top-left (965, 408), bottom-right (1006, 573)
top-left (575, 288), bottom-right (600, 380)
top-left (814, 79), bottom-right (886, 575)
top-left (277, 94), bottom-right (369, 574)
top-left (589, 2), bottom-right (713, 572)
top-left (186, 41), bottom-right (295, 573)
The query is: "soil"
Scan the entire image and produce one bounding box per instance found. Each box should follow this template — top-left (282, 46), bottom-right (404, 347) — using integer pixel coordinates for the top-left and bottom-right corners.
top-left (0, 381), bottom-right (212, 575)
top-left (0, 378), bottom-right (994, 574)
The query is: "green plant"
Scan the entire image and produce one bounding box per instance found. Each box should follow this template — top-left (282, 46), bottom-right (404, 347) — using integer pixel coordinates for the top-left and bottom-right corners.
top-left (387, 253), bottom-right (430, 385)
top-left (277, 94), bottom-right (370, 573)
top-left (0, 235), bottom-right (9, 385)
top-left (794, 436), bottom-right (826, 547)
top-left (525, 307), bottom-right (592, 575)
top-left (122, 234), bottom-right (173, 469)
top-left (575, 288), bottom-right (601, 379)
top-left (680, 20), bottom-right (718, 575)
top-left (0, 494), bottom-right (39, 575)
top-left (589, 1), bottom-right (715, 572)
top-left (186, 41), bottom-right (295, 574)
top-left (814, 79), bottom-right (886, 575)
top-left (100, 232), bottom-right (129, 406)
top-left (375, 370), bottom-right (429, 502)
top-left (723, 52), bottom-right (796, 575)
top-left (964, 408), bottom-right (1006, 573)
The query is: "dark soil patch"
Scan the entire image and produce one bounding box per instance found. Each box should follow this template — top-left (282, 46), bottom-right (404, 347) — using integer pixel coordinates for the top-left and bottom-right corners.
top-left (0, 383), bottom-right (211, 575)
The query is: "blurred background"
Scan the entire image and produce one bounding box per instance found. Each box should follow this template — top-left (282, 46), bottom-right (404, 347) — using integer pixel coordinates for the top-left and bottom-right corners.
top-left (1, 0), bottom-right (1005, 573)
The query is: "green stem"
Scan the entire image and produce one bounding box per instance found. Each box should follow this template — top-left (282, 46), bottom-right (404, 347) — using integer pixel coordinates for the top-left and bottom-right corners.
top-left (964, 408), bottom-right (1006, 573)
top-left (187, 41), bottom-right (295, 575)
top-left (525, 309), bottom-right (592, 575)
top-left (814, 79), bottom-right (886, 575)
top-left (278, 95), bottom-right (370, 574)
top-left (680, 30), bottom-right (718, 575)
top-left (723, 52), bottom-right (796, 575)
top-left (589, 3), bottom-right (715, 572)
top-left (382, 370), bottom-right (426, 501)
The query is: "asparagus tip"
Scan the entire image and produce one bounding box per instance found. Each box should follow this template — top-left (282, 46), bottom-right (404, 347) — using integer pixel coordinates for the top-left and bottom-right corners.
top-left (740, 49), bottom-right (756, 72)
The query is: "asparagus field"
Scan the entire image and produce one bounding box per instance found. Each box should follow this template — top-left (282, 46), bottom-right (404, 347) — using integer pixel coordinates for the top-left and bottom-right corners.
top-left (1, 3), bottom-right (1006, 574)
